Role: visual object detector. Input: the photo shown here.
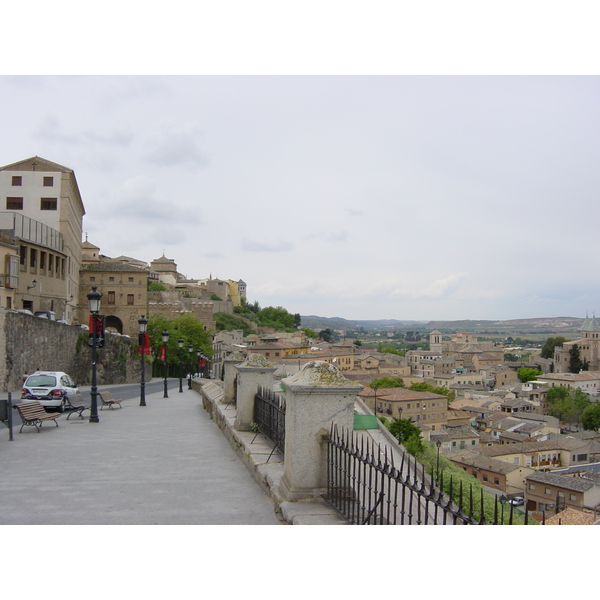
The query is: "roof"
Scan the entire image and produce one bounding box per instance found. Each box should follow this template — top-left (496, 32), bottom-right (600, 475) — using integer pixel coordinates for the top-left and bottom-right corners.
top-left (359, 387), bottom-right (447, 402)
top-left (445, 450), bottom-right (524, 474)
top-left (81, 263), bottom-right (148, 273)
top-left (545, 507), bottom-right (598, 525)
top-left (526, 471), bottom-right (596, 492)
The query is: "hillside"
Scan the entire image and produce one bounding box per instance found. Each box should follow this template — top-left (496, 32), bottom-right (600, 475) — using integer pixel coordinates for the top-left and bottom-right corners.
top-left (300, 315), bottom-right (584, 334)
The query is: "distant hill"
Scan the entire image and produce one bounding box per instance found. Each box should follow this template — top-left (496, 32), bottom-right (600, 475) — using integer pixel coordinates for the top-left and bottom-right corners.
top-left (300, 315), bottom-right (584, 334)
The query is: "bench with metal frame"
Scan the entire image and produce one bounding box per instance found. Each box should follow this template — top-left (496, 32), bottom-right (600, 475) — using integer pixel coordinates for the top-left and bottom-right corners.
top-left (98, 391), bottom-right (123, 410)
top-left (13, 401), bottom-right (60, 433)
top-left (64, 396), bottom-right (90, 420)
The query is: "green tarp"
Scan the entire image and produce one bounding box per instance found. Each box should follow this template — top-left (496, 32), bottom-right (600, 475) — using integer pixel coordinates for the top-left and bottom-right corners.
top-left (353, 414), bottom-right (379, 430)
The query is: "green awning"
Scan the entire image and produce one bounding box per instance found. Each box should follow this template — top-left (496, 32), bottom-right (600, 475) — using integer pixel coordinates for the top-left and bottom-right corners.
top-left (353, 414), bottom-right (379, 430)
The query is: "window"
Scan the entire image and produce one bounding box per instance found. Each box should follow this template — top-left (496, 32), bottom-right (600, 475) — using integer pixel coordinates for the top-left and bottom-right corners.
top-left (494, 477), bottom-right (500, 485)
top-left (90, 276), bottom-right (95, 282)
top-left (570, 494), bottom-right (577, 501)
top-left (40, 252), bottom-right (46, 270)
top-left (43, 176), bottom-right (54, 186)
top-left (109, 277), bottom-right (115, 282)
top-left (40, 198), bottom-right (57, 210)
top-left (30, 249), bottom-right (37, 269)
top-left (127, 294), bottom-right (134, 305)
top-left (20, 246), bottom-right (27, 266)
top-left (107, 291), bottom-right (116, 305)
top-left (482, 474), bottom-right (488, 482)
top-left (11, 176), bottom-right (22, 186)
top-left (6, 197), bottom-right (23, 210)
top-left (577, 454), bottom-right (587, 462)
top-left (128, 277), bottom-right (134, 282)
top-left (545, 488), bottom-right (552, 495)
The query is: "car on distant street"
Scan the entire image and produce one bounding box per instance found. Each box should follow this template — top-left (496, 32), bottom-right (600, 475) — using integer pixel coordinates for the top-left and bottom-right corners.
top-left (509, 497), bottom-right (524, 506)
top-left (21, 371), bottom-right (80, 412)
top-left (34, 310), bottom-right (56, 320)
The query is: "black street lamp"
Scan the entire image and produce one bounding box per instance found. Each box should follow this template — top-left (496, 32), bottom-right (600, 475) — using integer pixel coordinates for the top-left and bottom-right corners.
top-left (178, 338), bottom-right (184, 393)
top-left (162, 330), bottom-right (170, 398)
top-left (196, 349), bottom-right (202, 381)
top-left (139, 316), bottom-right (148, 406)
top-left (87, 287), bottom-right (102, 423)
top-left (188, 344), bottom-right (194, 389)
top-left (435, 438), bottom-right (442, 482)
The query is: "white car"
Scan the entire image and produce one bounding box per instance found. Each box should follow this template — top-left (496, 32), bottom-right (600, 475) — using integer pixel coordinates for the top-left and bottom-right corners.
top-left (21, 371), bottom-right (81, 413)
top-left (509, 497), bottom-right (524, 506)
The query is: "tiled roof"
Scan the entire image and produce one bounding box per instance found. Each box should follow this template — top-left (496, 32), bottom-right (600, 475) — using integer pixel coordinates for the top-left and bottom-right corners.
top-left (82, 263), bottom-right (148, 273)
top-left (545, 507), bottom-right (597, 525)
top-left (526, 471), bottom-right (595, 492)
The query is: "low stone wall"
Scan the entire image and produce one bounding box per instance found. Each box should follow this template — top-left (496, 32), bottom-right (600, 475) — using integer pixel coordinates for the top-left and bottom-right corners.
top-left (1, 308), bottom-right (142, 392)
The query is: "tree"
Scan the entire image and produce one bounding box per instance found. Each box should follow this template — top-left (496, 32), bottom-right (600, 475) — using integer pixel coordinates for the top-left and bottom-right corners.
top-left (371, 377), bottom-right (405, 389)
top-left (569, 344), bottom-right (585, 373)
top-left (541, 336), bottom-right (568, 359)
top-left (388, 417), bottom-right (421, 443)
top-left (294, 313), bottom-right (301, 328)
top-left (546, 386), bottom-right (591, 426)
top-left (319, 328), bottom-right (333, 342)
top-left (147, 314), bottom-right (213, 376)
top-left (581, 402), bottom-right (600, 431)
top-left (301, 327), bottom-right (318, 339)
top-left (518, 367), bottom-right (542, 383)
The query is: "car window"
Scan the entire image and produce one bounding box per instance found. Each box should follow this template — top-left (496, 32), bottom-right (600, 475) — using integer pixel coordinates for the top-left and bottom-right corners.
top-left (25, 375), bottom-right (57, 387)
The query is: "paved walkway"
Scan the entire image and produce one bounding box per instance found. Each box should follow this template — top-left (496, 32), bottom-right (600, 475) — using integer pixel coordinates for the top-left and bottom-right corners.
top-left (0, 383), bottom-right (282, 525)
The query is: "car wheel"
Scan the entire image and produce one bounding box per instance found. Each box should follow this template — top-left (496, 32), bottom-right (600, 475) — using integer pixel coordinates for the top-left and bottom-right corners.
top-left (57, 398), bottom-right (66, 413)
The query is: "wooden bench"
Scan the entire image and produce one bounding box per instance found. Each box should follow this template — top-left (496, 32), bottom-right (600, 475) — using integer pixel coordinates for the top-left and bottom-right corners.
top-left (98, 391), bottom-right (123, 410)
top-left (64, 395), bottom-right (90, 420)
top-left (14, 401), bottom-right (60, 433)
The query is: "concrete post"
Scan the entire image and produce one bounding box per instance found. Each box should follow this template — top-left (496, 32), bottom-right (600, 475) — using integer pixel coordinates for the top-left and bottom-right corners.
top-left (234, 353), bottom-right (277, 431)
top-left (222, 351), bottom-right (245, 405)
top-left (279, 361), bottom-right (363, 501)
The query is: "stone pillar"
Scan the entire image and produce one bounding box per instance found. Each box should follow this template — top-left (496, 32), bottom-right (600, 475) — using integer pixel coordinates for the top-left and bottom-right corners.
top-left (234, 353), bottom-right (276, 431)
top-left (222, 350), bottom-right (245, 404)
top-left (279, 361), bottom-right (363, 501)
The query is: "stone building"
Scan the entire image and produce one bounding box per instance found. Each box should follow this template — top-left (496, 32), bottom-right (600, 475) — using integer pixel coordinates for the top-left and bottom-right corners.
top-left (0, 156), bottom-right (85, 322)
top-left (554, 314), bottom-right (600, 373)
top-left (0, 232), bottom-right (18, 310)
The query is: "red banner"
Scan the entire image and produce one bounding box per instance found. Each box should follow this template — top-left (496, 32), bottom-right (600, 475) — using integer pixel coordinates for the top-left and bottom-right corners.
top-left (160, 345), bottom-right (166, 361)
top-left (138, 333), bottom-right (151, 356)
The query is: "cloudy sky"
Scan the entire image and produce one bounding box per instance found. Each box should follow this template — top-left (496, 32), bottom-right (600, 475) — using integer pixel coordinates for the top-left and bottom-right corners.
top-left (1, 7), bottom-right (598, 323)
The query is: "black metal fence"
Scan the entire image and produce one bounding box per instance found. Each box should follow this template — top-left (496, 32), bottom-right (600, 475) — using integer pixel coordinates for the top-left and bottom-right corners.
top-left (326, 425), bottom-right (527, 525)
top-left (253, 386), bottom-right (286, 461)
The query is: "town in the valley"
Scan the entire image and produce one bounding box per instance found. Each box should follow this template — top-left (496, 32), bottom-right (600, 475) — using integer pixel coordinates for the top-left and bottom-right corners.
top-left (2, 155), bottom-right (600, 526)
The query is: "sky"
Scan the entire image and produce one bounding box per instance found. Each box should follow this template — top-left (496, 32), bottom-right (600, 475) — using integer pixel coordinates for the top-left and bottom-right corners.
top-left (1, 5), bottom-right (599, 324)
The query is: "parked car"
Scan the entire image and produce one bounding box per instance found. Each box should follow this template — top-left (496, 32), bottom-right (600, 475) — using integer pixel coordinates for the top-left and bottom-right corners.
top-left (15, 309), bottom-right (34, 316)
top-left (34, 310), bottom-right (56, 320)
top-left (509, 497), bottom-right (524, 506)
top-left (21, 371), bottom-right (80, 413)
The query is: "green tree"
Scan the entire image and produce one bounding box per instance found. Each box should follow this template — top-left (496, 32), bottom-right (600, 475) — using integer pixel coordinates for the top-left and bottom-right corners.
top-left (214, 312), bottom-right (255, 336)
top-left (371, 376), bottom-right (405, 389)
top-left (387, 417), bottom-right (422, 444)
top-left (147, 314), bottom-right (213, 376)
top-left (541, 336), bottom-right (567, 359)
top-left (294, 313), bottom-right (301, 328)
top-left (518, 367), bottom-right (542, 382)
top-left (319, 328), bottom-right (333, 342)
top-left (569, 344), bottom-right (585, 373)
top-left (581, 402), bottom-right (600, 431)
top-left (546, 386), bottom-right (591, 425)
top-left (301, 327), bottom-right (318, 338)
top-left (257, 306), bottom-right (295, 330)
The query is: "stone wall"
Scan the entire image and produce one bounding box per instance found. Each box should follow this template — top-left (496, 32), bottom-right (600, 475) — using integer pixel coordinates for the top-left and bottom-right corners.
top-left (1, 308), bottom-right (142, 392)
top-left (147, 290), bottom-right (220, 332)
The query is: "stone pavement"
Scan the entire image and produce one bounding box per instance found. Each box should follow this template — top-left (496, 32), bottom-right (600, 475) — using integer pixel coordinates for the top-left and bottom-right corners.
top-left (0, 382), bottom-right (283, 525)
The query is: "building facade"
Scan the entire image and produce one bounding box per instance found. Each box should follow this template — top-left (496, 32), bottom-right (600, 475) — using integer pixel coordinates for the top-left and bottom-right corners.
top-left (0, 156), bottom-right (85, 322)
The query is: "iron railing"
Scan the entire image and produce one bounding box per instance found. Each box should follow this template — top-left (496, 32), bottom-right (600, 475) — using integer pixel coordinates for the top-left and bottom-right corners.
top-left (253, 386), bottom-right (286, 461)
top-left (326, 425), bottom-right (527, 525)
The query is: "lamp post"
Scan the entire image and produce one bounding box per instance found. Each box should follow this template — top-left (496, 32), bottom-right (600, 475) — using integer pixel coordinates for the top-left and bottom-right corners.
top-left (188, 344), bottom-right (194, 389)
top-left (178, 338), bottom-right (184, 393)
top-left (435, 438), bottom-right (442, 482)
top-left (196, 349), bottom-right (202, 381)
top-left (87, 287), bottom-right (102, 423)
top-left (162, 330), bottom-right (170, 398)
top-left (139, 316), bottom-right (148, 406)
